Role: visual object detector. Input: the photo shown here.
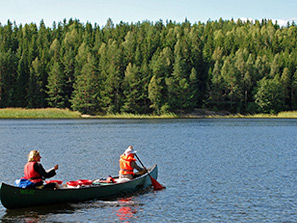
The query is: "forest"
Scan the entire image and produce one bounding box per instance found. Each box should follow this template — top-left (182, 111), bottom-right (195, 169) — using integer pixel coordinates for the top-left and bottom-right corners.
top-left (0, 18), bottom-right (296, 115)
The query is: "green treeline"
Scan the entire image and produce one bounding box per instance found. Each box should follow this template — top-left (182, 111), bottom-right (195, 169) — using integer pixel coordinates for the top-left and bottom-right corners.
top-left (0, 18), bottom-right (297, 115)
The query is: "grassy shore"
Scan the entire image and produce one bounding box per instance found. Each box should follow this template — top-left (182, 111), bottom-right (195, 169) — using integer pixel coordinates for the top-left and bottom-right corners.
top-left (1, 108), bottom-right (297, 119)
top-left (192, 111), bottom-right (297, 119)
top-left (0, 108), bottom-right (81, 119)
top-left (81, 112), bottom-right (178, 119)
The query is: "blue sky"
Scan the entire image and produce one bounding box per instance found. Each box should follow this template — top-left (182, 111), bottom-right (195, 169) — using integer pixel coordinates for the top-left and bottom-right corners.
top-left (0, 0), bottom-right (296, 27)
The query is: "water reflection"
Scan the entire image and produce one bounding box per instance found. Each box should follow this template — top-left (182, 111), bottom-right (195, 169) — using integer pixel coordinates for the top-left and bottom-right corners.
top-left (1, 203), bottom-right (75, 223)
top-left (20, 213), bottom-right (39, 223)
top-left (114, 197), bottom-right (138, 222)
top-left (1, 193), bottom-right (146, 222)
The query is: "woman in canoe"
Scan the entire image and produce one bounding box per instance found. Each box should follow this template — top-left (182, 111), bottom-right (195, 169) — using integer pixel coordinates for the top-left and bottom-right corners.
top-left (119, 146), bottom-right (146, 179)
top-left (24, 150), bottom-right (59, 188)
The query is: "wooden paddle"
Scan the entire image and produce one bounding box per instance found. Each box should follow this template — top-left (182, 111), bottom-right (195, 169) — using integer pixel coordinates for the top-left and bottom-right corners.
top-left (134, 153), bottom-right (164, 190)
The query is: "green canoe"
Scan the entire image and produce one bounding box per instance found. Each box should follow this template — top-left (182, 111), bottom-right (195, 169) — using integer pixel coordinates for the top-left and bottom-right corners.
top-left (0, 164), bottom-right (158, 209)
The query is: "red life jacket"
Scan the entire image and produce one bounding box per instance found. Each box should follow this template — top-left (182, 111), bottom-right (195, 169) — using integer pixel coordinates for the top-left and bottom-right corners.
top-left (24, 161), bottom-right (43, 183)
top-left (119, 154), bottom-right (136, 175)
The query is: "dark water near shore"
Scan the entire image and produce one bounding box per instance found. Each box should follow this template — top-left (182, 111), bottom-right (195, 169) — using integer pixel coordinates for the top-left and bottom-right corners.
top-left (0, 118), bottom-right (296, 222)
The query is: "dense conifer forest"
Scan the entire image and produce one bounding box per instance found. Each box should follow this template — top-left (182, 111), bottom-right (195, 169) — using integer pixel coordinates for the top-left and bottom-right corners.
top-left (0, 18), bottom-right (297, 115)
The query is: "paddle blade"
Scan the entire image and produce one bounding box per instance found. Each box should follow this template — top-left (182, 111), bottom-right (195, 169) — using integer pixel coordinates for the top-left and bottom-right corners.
top-left (149, 175), bottom-right (165, 190)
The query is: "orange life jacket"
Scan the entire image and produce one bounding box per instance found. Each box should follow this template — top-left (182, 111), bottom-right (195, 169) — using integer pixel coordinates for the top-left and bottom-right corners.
top-left (119, 154), bottom-right (136, 175)
top-left (24, 161), bottom-right (43, 183)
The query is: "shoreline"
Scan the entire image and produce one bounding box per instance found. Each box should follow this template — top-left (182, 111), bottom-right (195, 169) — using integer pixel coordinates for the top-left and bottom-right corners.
top-left (0, 108), bottom-right (297, 119)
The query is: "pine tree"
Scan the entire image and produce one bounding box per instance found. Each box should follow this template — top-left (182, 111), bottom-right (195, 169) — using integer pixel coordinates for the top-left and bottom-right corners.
top-left (36, 22), bottom-right (51, 107)
top-left (71, 53), bottom-right (101, 114)
top-left (15, 52), bottom-right (30, 107)
top-left (255, 76), bottom-right (285, 114)
top-left (28, 57), bottom-right (43, 108)
top-left (46, 61), bottom-right (65, 108)
top-left (148, 75), bottom-right (162, 114)
top-left (46, 38), bottom-right (66, 108)
top-left (101, 40), bottom-right (124, 114)
top-left (122, 63), bottom-right (142, 113)
top-left (292, 70), bottom-right (297, 109)
top-left (0, 49), bottom-right (17, 107)
top-left (281, 67), bottom-right (291, 109)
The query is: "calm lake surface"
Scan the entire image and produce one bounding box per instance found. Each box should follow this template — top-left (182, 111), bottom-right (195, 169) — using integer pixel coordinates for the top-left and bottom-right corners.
top-left (0, 118), bottom-right (296, 222)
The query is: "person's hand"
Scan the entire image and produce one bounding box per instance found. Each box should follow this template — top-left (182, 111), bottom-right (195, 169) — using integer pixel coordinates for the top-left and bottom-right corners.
top-left (54, 164), bottom-right (59, 170)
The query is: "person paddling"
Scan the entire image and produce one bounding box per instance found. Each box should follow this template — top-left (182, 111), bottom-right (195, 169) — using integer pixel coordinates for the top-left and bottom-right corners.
top-left (119, 146), bottom-right (146, 179)
top-left (24, 150), bottom-right (59, 189)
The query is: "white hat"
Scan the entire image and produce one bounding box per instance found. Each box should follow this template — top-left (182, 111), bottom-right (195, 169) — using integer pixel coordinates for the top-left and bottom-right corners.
top-left (124, 146), bottom-right (137, 156)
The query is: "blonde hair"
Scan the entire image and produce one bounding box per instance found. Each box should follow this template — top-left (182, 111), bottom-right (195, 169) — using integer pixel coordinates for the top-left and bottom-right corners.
top-left (28, 150), bottom-right (40, 162)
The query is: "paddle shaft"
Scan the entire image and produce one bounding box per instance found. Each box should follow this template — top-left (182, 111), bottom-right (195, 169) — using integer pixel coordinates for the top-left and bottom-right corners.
top-left (135, 153), bottom-right (153, 178)
top-left (134, 153), bottom-right (146, 169)
top-left (134, 153), bottom-right (164, 190)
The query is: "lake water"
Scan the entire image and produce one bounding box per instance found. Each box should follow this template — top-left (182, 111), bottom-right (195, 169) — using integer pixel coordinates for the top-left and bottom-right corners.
top-left (0, 118), bottom-right (296, 222)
